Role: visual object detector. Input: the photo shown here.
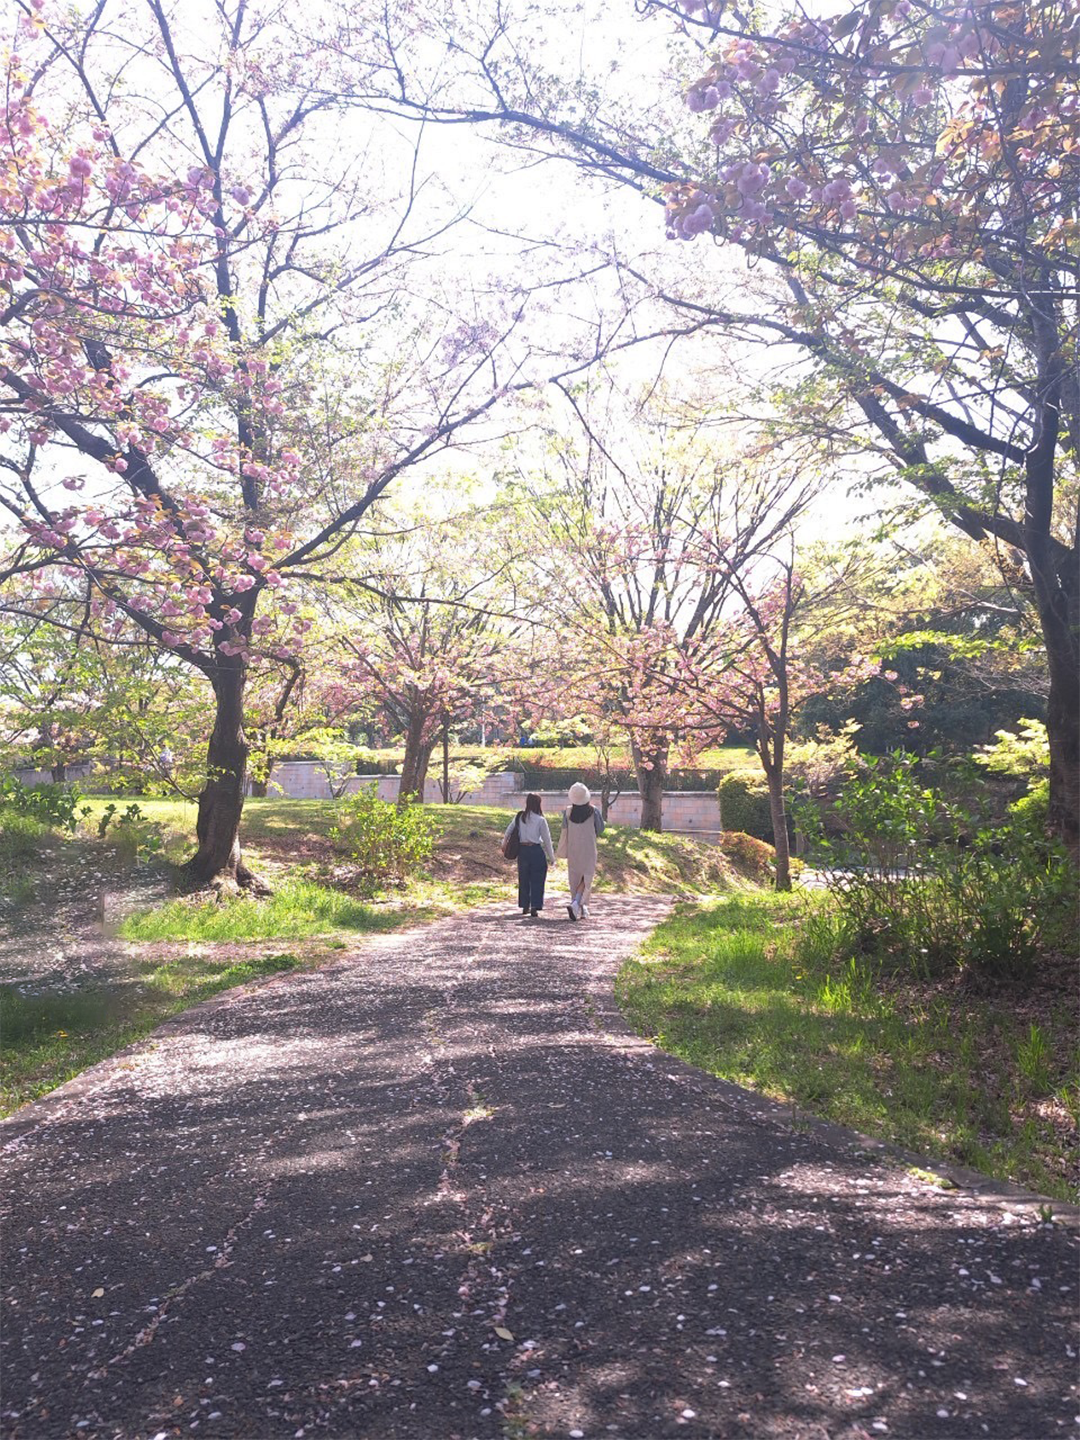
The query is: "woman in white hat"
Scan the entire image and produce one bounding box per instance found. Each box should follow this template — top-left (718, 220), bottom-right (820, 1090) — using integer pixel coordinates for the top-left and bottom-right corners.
top-left (556, 781), bottom-right (605, 920)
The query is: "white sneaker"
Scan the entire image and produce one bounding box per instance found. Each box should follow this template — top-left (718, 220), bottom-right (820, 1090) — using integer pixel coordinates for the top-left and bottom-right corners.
top-left (581, 905), bottom-right (590, 918)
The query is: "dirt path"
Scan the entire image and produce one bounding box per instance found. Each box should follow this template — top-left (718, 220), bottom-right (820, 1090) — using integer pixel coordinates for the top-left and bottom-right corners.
top-left (2, 898), bottom-right (1076, 1440)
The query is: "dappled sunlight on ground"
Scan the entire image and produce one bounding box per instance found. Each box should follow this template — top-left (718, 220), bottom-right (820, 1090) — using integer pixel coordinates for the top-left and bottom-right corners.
top-left (2, 896), bottom-right (1076, 1438)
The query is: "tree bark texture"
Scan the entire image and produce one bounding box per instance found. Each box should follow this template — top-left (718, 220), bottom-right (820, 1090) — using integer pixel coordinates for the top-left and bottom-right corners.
top-left (1040, 598), bottom-right (1079, 855)
top-left (1047, 680), bottom-right (1079, 853)
top-left (763, 761), bottom-right (792, 892)
top-left (1024, 455), bottom-right (1079, 852)
top-left (399, 709), bottom-right (435, 805)
top-left (188, 656), bottom-right (251, 886)
top-left (632, 738), bottom-right (669, 831)
top-left (1019, 334), bottom-right (1080, 855)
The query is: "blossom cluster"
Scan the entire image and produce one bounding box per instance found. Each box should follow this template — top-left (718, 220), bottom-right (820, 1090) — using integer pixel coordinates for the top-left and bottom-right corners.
top-left (665, 0), bottom-right (1077, 267)
top-left (0, 53), bottom-right (317, 666)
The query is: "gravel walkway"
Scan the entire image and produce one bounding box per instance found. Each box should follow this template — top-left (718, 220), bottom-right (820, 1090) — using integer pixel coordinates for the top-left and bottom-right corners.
top-left (2, 897), bottom-right (1077, 1440)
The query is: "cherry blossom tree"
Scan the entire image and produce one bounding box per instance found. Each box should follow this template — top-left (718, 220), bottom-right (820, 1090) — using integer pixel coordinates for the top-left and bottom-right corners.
top-left (677, 552), bottom-right (882, 889)
top-left (327, 507), bottom-right (531, 803)
top-left (371, 0), bottom-right (1080, 853)
top-left (339, 600), bottom-right (503, 805)
top-left (0, 1), bottom-right (602, 886)
top-left (526, 383), bottom-right (821, 829)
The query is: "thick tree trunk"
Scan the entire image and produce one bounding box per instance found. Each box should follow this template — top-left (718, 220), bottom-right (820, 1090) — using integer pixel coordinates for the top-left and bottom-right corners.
top-left (50, 761), bottom-right (67, 783)
top-left (249, 776), bottom-right (269, 799)
top-left (187, 657), bottom-right (256, 888)
top-left (412, 742), bottom-right (435, 803)
top-left (399, 710), bottom-right (435, 805)
top-left (1043, 633), bottom-right (1079, 856)
top-left (631, 738), bottom-right (669, 832)
top-left (1022, 341), bottom-right (1079, 856)
top-left (1049, 700), bottom-right (1079, 854)
top-left (1028, 546), bottom-right (1079, 855)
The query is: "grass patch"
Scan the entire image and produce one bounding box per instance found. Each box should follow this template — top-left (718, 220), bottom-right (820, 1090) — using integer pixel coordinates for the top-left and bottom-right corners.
top-left (104, 798), bottom-right (742, 943)
top-left (119, 877), bottom-right (401, 942)
top-left (616, 893), bottom-right (1078, 1203)
top-left (79, 796), bottom-right (198, 863)
top-left (0, 808), bottom-right (50, 861)
top-left (0, 810), bottom-right (51, 907)
top-left (593, 822), bottom-right (739, 894)
top-left (0, 951), bottom-right (308, 1115)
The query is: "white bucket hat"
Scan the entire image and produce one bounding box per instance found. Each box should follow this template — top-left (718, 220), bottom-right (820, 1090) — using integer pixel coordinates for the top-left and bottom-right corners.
top-left (568, 782), bottom-right (590, 805)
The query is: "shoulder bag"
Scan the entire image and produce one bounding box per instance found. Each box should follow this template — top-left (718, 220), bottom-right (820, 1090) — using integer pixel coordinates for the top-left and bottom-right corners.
top-left (501, 813), bottom-right (522, 860)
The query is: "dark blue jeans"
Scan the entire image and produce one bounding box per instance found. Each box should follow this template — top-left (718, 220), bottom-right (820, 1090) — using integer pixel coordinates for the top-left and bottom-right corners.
top-left (517, 845), bottom-right (548, 911)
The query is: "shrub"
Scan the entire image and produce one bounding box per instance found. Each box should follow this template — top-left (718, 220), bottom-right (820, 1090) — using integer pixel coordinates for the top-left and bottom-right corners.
top-left (785, 720), bottom-right (863, 797)
top-left (350, 749), bottom-right (402, 777)
top-left (799, 752), bottom-right (1075, 982)
top-left (97, 802), bottom-right (164, 864)
top-left (716, 771), bottom-right (773, 841)
top-left (718, 831), bottom-right (775, 883)
top-left (975, 718), bottom-right (1049, 780)
top-left (329, 785), bottom-right (436, 894)
top-left (1008, 778), bottom-right (1049, 832)
top-left (0, 776), bottom-right (89, 832)
top-left (0, 809), bottom-right (48, 864)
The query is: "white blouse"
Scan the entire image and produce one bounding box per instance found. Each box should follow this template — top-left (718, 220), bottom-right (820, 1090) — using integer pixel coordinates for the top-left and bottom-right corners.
top-left (504, 810), bottom-right (555, 863)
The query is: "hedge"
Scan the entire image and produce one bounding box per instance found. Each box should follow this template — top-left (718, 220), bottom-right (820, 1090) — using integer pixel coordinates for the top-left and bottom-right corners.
top-left (716, 771), bottom-right (774, 841)
top-left (717, 831), bottom-right (776, 883)
top-left (513, 763), bottom-right (728, 793)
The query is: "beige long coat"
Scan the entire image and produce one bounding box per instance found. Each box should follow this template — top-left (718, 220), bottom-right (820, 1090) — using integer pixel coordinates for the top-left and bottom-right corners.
top-left (556, 807), bottom-right (601, 904)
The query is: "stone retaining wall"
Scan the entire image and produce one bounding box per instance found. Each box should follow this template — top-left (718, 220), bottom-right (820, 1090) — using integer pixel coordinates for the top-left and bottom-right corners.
top-left (9, 758), bottom-right (726, 836)
top-left (266, 762), bottom-right (523, 806)
top-left (13, 763), bottom-right (95, 788)
top-left (264, 762), bottom-right (721, 835)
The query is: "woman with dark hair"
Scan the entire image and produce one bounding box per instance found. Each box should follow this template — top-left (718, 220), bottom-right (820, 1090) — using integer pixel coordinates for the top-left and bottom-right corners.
top-left (503, 793), bottom-right (555, 918)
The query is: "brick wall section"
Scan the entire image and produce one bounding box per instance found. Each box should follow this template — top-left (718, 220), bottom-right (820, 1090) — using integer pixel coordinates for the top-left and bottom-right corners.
top-left (265, 763), bottom-right (721, 836)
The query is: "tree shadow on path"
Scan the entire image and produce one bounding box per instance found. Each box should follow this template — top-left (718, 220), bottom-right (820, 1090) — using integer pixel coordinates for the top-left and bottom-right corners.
top-left (2, 897), bottom-right (1076, 1440)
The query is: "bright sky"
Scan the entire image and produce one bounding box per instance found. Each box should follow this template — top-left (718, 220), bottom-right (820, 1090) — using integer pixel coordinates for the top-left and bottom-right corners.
top-left (363, 0), bottom-right (883, 538)
top-left (12, 0), bottom-right (881, 543)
